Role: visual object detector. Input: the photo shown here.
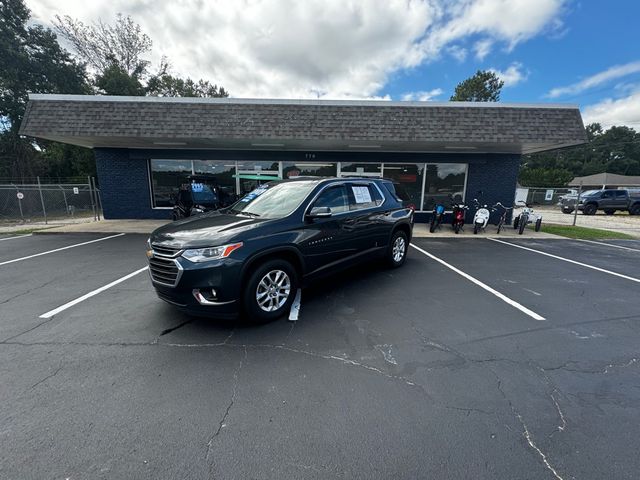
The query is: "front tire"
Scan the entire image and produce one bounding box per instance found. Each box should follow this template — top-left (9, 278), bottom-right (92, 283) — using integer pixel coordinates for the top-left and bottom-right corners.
top-left (518, 215), bottom-right (527, 234)
top-left (583, 204), bottom-right (597, 215)
top-left (473, 223), bottom-right (479, 234)
top-left (429, 216), bottom-right (436, 233)
top-left (454, 223), bottom-right (460, 234)
top-left (243, 260), bottom-right (297, 323)
top-left (630, 204), bottom-right (640, 215)
top-left (387, 230), bottom-right (408, 268)
top-left (535, 218), bottom-right (542, 232)
top-left (497, 219), bottom-right (504, 234)
top-left (513, 216), bottom-right (520, 230)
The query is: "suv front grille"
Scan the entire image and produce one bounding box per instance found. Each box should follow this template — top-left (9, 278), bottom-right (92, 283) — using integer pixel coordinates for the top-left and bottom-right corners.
top-left (151, 244), bottom-right (182, 258)
top-left (148, 255), bottom-right (181, 286)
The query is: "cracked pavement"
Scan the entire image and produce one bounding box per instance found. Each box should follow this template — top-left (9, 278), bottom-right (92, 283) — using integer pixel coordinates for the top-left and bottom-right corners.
top-left (1, 233), bottom-right (639, 479)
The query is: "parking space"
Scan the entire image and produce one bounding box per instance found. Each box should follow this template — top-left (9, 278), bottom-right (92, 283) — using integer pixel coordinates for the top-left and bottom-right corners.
top-left (1, 234), bottom-right (639, 479)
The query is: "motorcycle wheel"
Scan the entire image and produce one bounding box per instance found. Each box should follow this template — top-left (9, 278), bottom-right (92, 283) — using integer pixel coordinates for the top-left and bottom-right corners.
top-left (513, 216), bottom-right (519, 230)
top-left (454, 223), bottom-right (460, 234)
top-left (535, 218), bottom-right (542, 232)
top-left (518, 215), bottom-right (527, 235)
top-left (429, 217), bottom-right (436, 233)
top-left (473, 223), bottom-right (479, 235)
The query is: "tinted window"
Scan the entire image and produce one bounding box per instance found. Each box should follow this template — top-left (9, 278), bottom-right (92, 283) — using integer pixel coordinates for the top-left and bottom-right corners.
top-left (615, 191), bottom-right (627, 198)
top-left (313, 185), bottom-right (349, 213)
top-left (602, 191), bottom-right (614, 198)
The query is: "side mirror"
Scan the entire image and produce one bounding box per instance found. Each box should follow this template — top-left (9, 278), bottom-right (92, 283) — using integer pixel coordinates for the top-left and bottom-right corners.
top-left (306, 206), bottom-right (332, 219)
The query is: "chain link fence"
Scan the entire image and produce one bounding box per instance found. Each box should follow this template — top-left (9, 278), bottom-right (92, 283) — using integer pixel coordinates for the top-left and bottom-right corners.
top-left (0, 177), bottom-right (102, 224)
top-left (515, 187), bottom-right (576, 206)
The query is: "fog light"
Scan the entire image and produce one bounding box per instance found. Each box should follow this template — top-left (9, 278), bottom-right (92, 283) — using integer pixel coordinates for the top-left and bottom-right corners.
top-left (193, 288), bottom-right (220, 305)
top-left (210, 288), bottom-right (217, 299)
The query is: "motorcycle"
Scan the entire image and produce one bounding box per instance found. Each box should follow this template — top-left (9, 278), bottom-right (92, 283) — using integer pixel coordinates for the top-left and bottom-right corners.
top-left (429, 202), bottom-right (446, 233)
top-left (472, 199), bottom-right (492, 235)
top-left (451, 200), bottom-right (468, 234)
top-left (513, 201), bottom-right (542, 235)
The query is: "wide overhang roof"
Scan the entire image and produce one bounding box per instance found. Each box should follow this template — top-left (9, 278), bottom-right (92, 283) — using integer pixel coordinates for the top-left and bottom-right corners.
top-left (19, 94), bottom-right (587, 154)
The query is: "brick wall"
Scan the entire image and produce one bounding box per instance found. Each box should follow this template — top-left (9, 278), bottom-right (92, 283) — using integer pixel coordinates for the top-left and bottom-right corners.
top-left (95, 148), bottom-right (170, 219)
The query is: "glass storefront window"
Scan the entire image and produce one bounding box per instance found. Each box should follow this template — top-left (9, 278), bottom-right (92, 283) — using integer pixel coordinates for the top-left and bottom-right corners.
top-left (193, 160), bottom-right (238, 205)
top-left (422, 163), bottom-right (467, 211)
top-left (150, 159), bottom-right (193, 207)
top-left (340, 162), bottom-right (382, 177)
top-left (382, 164), bottom-right (424, 210)
top-left (282, 162), bottom-right (337, 179)
top-left (236, 161), bottom-right (281, 195)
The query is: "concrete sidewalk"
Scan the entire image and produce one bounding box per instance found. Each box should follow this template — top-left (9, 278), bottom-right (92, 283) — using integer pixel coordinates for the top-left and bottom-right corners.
top-left (411, 222), bottom-right (558, 238)
top-left (32, 219), bottom-right (170, 234)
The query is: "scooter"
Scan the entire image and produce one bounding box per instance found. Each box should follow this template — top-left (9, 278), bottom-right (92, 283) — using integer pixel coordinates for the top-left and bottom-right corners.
top-left (472, 199), bottom-right (492, 234)
top-left (451, 201), bottom-right (468, 234)
top-left (429, 202), bottom-right (446, 233)
top-left (513, 201), bottom-right (542, 235)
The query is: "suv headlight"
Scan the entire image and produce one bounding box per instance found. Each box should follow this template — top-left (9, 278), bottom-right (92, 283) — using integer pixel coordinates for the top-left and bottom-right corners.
top-left (182, 242), bottom-right (243, 263)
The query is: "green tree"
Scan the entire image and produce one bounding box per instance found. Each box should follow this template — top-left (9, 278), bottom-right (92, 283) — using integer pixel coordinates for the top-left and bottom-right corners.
top-left (450, 70), bottom-right (504, 102)
top-left (0, 0), bottom-right (89, 178)
top-left (146, 74), bottom-right (229, 98)
top-left (95, 62), bottom-right (146, 96)
top-left (518, 168), bottom-right (573, 187)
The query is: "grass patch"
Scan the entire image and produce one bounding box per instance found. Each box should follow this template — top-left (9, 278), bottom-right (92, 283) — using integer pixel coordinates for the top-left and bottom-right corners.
top-left (0, 227), bottom-right (54, 235)
top-left (538, 224), bottom-right (634, 240)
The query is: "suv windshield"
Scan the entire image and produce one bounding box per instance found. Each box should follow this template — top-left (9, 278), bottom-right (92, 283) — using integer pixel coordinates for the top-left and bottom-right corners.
top-left (227, 181), bottom-right (317, 219)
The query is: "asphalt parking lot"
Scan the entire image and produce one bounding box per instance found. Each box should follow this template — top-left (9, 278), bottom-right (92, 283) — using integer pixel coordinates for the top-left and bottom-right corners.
top-left (1, 232), bottom-right (639, 479)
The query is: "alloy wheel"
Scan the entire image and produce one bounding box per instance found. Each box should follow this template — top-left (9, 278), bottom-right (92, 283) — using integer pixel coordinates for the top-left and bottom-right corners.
top-left (256, 269), bottom-right (291, 312)
top-left (392, 236), bottom-right (406, 262)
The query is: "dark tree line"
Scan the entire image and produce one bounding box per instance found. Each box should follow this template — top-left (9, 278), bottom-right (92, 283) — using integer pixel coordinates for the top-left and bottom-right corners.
top-left (0, 1), bottom-right (228, 180)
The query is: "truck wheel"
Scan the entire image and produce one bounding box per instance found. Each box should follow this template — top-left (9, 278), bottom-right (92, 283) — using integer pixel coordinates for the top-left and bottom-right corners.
top-left (630, 204), bottom-right (640, 215)
top-left (535, 218), bottom-right (542, 232)
top-left (243, 259), bottom-right (298, 323)
top-left (562, 207), bottom-right (574, 214)
top-left (604, 209), bottom-right (615, 215)
top-left (583, 204), bottom-right (597, 215)
top-left (387, 230), bottom-right (408, 268)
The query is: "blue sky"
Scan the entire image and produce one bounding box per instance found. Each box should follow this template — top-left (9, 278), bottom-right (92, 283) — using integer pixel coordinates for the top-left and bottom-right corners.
top-left (27, 0), bottom-right (640, 129)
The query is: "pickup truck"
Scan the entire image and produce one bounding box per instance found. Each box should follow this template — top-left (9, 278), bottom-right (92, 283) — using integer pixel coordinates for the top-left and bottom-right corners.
top-left (561, 189), bottom-right (640, 215)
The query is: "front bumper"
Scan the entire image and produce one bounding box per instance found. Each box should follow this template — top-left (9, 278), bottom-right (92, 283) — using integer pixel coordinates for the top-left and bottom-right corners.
top-left (147, 253), bottom-right (243, 318)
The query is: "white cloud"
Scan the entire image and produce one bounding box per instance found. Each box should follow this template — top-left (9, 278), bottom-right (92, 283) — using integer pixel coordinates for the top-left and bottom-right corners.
top-left (401, 88), bottom-right (444, 101)
top-left (26, 0), bottom-right (566, 99)
top-left (582, 91), bottom-right (640, 130)
top-left (473, 38), bottom-right (493, 60)
top-left (447, 45), bottom-right (467, 63)
top-left (547, 61), bottom-right (640, 98)
top-left (489, 62), bottom-right (528, 87)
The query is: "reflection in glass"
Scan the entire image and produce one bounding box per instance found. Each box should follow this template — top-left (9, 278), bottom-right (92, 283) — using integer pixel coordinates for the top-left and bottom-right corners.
top-left (340, 163), bottom-right (382, 177)
top-left (382, 164), bottom-right (424, 210)
top-left (150, 159), bottom-right (192, 207)
top-left (422, 164), bottom-right (467, 211)
top-left (282, 162), bottom-right (337, 179)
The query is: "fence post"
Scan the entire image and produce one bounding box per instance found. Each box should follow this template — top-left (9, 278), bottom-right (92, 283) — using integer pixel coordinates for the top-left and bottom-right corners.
top-left (37, 176), bottom-right (47, 224)
top-left (59, 185), bottom-right (69, 215)
top-left (91, 177), bottom-right (101, 221)
top-left (88, 175), bottom-right (97, 221)
top-left (15, 185), bottom-right (24, 222)
top-left (572, 182), bottom-right (582, 227)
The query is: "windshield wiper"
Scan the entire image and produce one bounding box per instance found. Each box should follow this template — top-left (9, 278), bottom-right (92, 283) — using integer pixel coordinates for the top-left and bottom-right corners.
top-left (238, 211), bottom-right (261, 218)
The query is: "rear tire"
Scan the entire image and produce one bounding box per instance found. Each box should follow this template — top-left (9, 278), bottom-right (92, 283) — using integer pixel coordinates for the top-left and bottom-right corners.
top-left (387, 230), bottom-right (408, 268)
top-left (243, 260), bottom-right (297, 323)
top-left (535, 218), bottom-right (542, 232)
top-left (583, 204), bottom-right (597, 215)
top-left (629, 204), bottom-right (640, 215)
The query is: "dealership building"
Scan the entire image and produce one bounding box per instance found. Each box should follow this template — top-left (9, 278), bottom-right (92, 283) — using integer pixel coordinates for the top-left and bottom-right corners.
top-left (19, 94), bottom-right (587, 222)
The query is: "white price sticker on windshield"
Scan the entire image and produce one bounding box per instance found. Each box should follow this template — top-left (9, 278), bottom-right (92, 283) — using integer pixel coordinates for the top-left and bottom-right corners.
top-left (352, 186), bottom-right (371, 204)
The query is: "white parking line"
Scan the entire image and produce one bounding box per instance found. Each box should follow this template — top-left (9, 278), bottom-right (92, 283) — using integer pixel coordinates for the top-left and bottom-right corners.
top-left (488, 238), bottom-right (640, 284)
top-left (289, 289), bottom-right (302, 321)
top-left (0, 234), bottom-right (32, 242)
top-left (409, 243), bottom-right (545, 321)
top-left (39, 266), bottom-right (149, 319)
top-left (574, 238), bottom-right (640, 253)
top-left (0, 233), bottom-right (125, 267)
